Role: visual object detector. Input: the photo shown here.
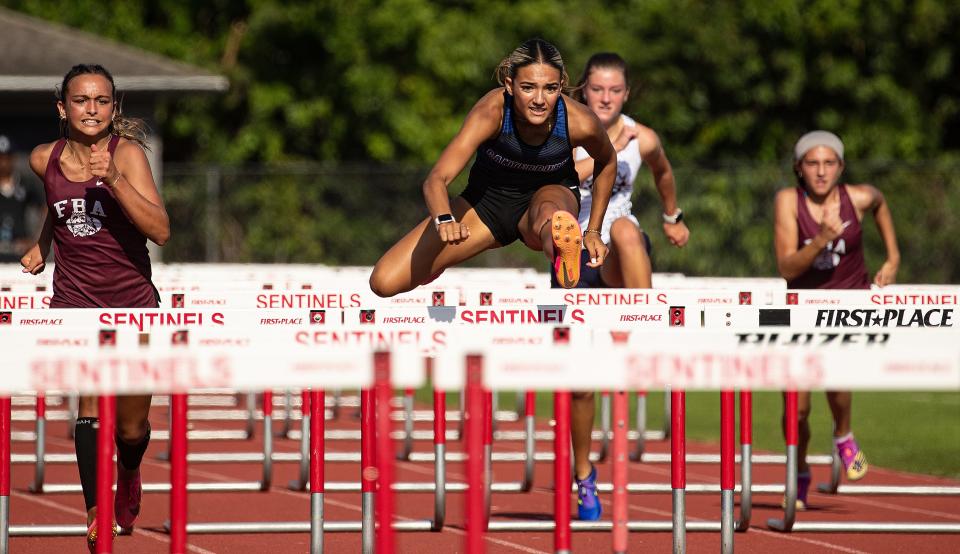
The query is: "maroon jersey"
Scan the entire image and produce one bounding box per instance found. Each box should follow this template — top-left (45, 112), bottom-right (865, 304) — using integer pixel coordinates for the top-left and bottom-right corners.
top-left (44, 136), bottom-right (158, 308)
top-left (788, 184), bottom-right (870, 290)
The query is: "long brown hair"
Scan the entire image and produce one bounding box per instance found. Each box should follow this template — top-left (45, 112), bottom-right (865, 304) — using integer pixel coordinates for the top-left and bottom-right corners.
top-left (573, 52), bottom-right (630, 103)
top-left (57, 64), bottom-right (150, 149)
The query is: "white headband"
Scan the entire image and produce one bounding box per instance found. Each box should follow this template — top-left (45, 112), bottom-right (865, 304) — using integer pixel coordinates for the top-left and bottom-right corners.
top-left (794, 130), bottom-right (844, 162)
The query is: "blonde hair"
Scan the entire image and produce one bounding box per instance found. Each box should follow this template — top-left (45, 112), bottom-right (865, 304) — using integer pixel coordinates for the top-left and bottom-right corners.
top-left (494, 39), bottom-right (569, 89)
top-left (57, 64), bottom-right (151, 149)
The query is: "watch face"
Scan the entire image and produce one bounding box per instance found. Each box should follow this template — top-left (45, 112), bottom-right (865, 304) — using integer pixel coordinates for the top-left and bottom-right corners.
top-left (437, 214), bottom-right (455, 224)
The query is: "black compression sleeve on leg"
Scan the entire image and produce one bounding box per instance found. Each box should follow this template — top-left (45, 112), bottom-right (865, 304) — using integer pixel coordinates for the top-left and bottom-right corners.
top-left (74, 417), bottom-right (99, 512)
top-left (115, 423), bottom-right (151, 471)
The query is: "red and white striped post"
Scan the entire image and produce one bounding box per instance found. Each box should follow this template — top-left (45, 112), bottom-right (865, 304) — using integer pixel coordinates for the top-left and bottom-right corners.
top-left (720, 391), bottom-right (735, 553)
top-left (96, 395), bottom-right (116, 553)
top-left (769, 391), bottom-right (799, 532)
top-left (554, 391), bottom-right (572, 554)
top-left (170, 393), bottom-right (188, 554)
top-left (611, 390), bottom-right (629, 554)
top-left (1, 396), bottom-right (11, 554)
top-left (310, 389), bottom-right (324, 554)
top-left (360, 388), bottom-right (376, 553)
top-left (433, 388), bottom-right (447, 530)
top-left (465, 354), bottom-right (485, 554)
top-left (737, 391), bottom-right (753, 531)
top-left (483, 391), bottom-right (493, 528)
top-left (671, 390), bottom-right (685, 553)
top-left (30, 394), bottom-right (46, 492)
top-left (260, 391), bottom-right (273, 491)
top-left (521, 391), bottom-right (536, 491)
top-left (374, 352), bottom-right (395, 554)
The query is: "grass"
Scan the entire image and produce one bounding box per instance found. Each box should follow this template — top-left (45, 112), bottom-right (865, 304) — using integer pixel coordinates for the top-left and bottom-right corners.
top-left (418, 389), bottom-right (960, 479)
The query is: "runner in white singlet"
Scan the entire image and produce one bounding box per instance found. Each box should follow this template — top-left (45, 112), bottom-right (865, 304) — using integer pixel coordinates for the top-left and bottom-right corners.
top-left (568, 52), bottom-right (689, 289)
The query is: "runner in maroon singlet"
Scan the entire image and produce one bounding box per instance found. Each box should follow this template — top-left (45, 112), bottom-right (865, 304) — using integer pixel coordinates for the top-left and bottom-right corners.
top-left (773, 130), bottom-right (900, 509)
top-left (20, 64), bottom-right (169, 550)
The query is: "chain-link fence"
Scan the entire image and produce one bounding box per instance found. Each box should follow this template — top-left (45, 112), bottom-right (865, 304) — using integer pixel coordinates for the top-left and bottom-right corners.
top-left (162, 161), bottom-right (960, 283)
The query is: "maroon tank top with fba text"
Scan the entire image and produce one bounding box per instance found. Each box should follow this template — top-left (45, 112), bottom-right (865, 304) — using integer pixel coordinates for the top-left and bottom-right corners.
top-left (789, 184), bottom-right (870, 290)
top-left (44, 136), bottom-right (158, 308)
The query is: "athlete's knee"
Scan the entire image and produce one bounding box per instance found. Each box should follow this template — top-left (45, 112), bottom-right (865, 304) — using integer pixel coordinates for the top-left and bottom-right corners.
top-left (116, 418), bottom-right (149, 444)
top-left (369, 265), bottom-right (399, 298)
top-left (609, 218), bottom-right (645, 251)
top-left (572, 391), bottom-right (595, 402)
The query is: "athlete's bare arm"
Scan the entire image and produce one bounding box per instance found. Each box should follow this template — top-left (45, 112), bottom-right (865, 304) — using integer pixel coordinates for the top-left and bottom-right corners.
top-left (773, 187), bottom-right (844, 281)
top-left (636, 125), bottom-right (689, 247)
top-left (98, 140), bottom-right (170, 246)
top-left (20, 144), bottom-right (57, 274)
top-left (566, 98), bottom-right (615, 264)
top-left (422, 89), bottom-right (503, 244)
top-left (848, 184), bottom-right (900, 286)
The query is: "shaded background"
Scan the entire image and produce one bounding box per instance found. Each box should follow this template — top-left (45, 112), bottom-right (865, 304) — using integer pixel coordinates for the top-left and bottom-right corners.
top-left (5, 0), bottom-right (959, 280)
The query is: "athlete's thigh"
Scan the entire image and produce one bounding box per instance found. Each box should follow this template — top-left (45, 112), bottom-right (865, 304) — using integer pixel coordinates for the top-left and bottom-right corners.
top-left (518, 184), bottom-right (578, 249)
top-left (376, 197), bottom-right (499, 286)
top-left (599, 245), bottom-right (624, 288)
top-left (116, 395), bottom-right (152, 422)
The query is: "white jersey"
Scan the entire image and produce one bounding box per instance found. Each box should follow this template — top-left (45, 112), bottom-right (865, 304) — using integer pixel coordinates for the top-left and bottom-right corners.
top-left (575, 114), bottom-right (643, 244)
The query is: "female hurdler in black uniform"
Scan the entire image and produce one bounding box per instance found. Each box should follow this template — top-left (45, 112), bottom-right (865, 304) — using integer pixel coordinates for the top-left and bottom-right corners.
top-left (370, 38), bottom-right (616, 295)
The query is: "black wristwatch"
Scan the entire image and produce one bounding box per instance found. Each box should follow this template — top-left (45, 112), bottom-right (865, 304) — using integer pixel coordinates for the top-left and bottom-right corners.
top-left (434, 213), bottom-right (456, 230)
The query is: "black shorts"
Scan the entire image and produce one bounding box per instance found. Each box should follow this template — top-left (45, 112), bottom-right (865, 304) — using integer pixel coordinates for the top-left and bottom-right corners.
top-left (461, 179), bottom-right (581, 246)
top-left (549, 231), bottom-right (652, 289)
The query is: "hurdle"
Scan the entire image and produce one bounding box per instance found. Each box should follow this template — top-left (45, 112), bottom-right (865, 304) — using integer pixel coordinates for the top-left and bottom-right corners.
top-left (5, 284), bottom-right (960, 552)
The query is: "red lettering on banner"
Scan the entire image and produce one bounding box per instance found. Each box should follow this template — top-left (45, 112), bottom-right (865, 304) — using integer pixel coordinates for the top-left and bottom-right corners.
top-left (624, 352), bottom-right (824, 389)
top-left (257, 293), bottom-right (361, 309)
top-left (97, 312), bottom-right (226, 332)
top-left (871, 294), bottom-right (958, 306)
top-left (29, 355), bottom-right (233, 393)
top-left (563, 292), bottom-right (668, 305)
top-left (1, 295), bottom-right (51, 309)
top-left (294, 329), bottom-right (442, 349)
top-left (459, 308), bottom-right (572, 324)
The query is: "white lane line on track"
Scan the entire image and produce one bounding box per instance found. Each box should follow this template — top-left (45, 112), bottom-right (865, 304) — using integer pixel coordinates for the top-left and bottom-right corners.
top-left (9, 490), bottom-right (218, 554)
top-left (819, 495), bottom-right (960, 521)
top-left (748, 528), bottom-right (872, 554)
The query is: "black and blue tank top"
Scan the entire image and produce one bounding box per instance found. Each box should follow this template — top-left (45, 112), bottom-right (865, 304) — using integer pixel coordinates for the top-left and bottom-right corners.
top-left (467, 91), bottom-right (578, 189)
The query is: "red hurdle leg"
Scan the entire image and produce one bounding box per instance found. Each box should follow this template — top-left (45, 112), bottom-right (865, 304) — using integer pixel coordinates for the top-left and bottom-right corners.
top-left (769, 391), bottom-right (799, 532)
top-left (290, 389), bottom-right (312, 491)
top-left (737, 390), bottom-right (753, 531)
top-left (360, 388), bottom-right (376, 552)
top-left (310, 389), bottom-right (325, 554)
top-left (483, 391), bottom-right (492, 529)
top-left (399, 388), bottom-right (415, 460)
top-left (521, 391), bottom-right (536, 492)
top-left (671, 390), bottom-right (686, 553)
top-left (465, 355), bottom-right (485, 554)
top-left (260, 391), bottom-right (273, 491)
top-left (30, 394), bottom-right (46, 493)
top-left (612, 391), bottom-right (628, 554)
top-left (630, 390), bottom-right (647, 461)
top-left (433, 388), bottom-right (447, 530)
top-left (374, 353), bottom-right (396, 554)
top-left (170, 393), bottom-right (188, 554)
top-left (554, 391), bottom-right (572, 554)
top-left (720, 390), bottom-right (735, 553)
top-left (1, 396), bottom-right (11, 553)
top-left (96, 395), bottom-right (116, 554)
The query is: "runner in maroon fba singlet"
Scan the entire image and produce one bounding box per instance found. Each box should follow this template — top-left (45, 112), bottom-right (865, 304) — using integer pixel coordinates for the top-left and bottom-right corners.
top-left (20, 64), bottom-right (170, 551)
top-left (773, 130), bottom-right (900, 510)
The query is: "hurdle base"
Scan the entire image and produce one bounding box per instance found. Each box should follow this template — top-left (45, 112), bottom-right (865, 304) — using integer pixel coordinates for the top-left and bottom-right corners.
top-left (165, 520), bottom-right (434, 534)
top-left (771, 522), bottom-right (960, 533)
top-left (9, 525), bottom-right (133, 537)
top-left (486, 520), bottom-right (721, 532)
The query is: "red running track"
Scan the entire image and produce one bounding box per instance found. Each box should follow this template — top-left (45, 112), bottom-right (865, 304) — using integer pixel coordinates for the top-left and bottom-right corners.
top-left (6, 394), bottom-right (960, 553)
